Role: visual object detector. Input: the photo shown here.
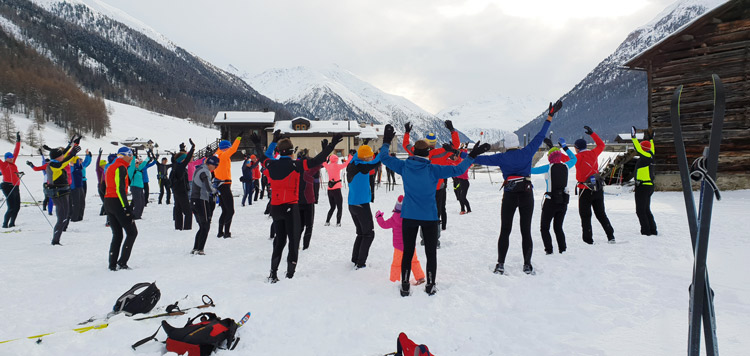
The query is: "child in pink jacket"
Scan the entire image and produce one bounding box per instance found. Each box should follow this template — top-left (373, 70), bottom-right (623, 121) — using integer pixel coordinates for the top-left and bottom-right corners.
top-left (376, 195), bottom-right (426, 284)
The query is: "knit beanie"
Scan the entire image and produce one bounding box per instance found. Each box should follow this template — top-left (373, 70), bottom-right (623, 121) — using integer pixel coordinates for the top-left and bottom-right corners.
top-left (414, 140), bottom-right (431, 157)
top-left (547, 147), bottom-right (560, 155)
top-left (425, 133), bottom-right (437, 146)
top-left (219, 139), bottom-right (231, 150)
top-left (358, 145), bottom-right (373, 159)
top-left (574, 139), bottom-right (587, 150)
top-left (548, 150), bottom-right (564, 164)
top-left (640, 140), bottom-right (652, 151)
top-left (393, 195), bottom-right (403, 213)
top-left (206, 155), bottom-right (220, 166)
top-left (4, 152), bottom-right (13, 160)
top-left (99, 159), bottom-right (107, 167)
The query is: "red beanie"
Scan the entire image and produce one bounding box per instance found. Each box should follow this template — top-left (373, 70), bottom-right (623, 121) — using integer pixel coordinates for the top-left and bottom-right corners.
top-left (640, 140), bottom-right (652, 151)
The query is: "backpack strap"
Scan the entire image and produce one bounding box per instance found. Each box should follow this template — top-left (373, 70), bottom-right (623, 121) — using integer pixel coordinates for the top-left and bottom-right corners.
top-left (114, 282), bottom-right (152, 313)
top-left (131, 325), bottom-right (162, 350)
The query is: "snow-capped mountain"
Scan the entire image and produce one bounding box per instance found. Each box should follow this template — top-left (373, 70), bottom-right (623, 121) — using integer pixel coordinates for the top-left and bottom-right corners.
top-left (436, 94), bottom-right (544, 147)
top-left (513, 0), bottom-right (727, 143)
top-left (0, 0), bottom-right (291, 126)
top-left (249, 65), bottom-right (469, 143)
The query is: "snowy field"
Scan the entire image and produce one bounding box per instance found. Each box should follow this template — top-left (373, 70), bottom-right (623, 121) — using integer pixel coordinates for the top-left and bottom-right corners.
top-left (0, 105), bottom-right (748, 355)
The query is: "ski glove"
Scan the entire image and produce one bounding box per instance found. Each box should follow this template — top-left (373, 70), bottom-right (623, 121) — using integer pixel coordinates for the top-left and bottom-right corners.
top-left (26, 161), bottom-right (33, 167)
top-left (631, 126), bottom-right (637, 139)
top-left (404, 122), bottom-right (412, 134)
top-left (558, 138), bottom-right (567, 149)
top-left (444, 120), bottom-right (455, 132)
top-left (272, 130), bottom-right (283, 143)
top-left (584, 126), bottom-right (594, 135)
top-left (73, 135), bottom-right (82, 145)
top-left (383, 124), bottom-right (396, 145)
top-left (468, 141), bottom-right (491, 158)
top-left (375, 210), bottom-right (384, 219)
top-left (329, 133), bottom-right (344, 147)
top-left (179, 143), bottom-right (186, 152)
top-left (16, 131), bottom-right (20, 142)
top-left (321, 139), bottom-right (328, 150)
top-left (442, 143), bottom-right (458, 154)
top-left (543, 138), bottom-right (554, 150)
top-left (189, 138), bottom-right (195, 147)
top-left (548, 100), bottom-right (563, 117)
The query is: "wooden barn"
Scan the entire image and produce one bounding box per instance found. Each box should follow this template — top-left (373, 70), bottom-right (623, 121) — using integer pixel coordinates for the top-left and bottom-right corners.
top-left (624, 0), bottom-right (750, 190)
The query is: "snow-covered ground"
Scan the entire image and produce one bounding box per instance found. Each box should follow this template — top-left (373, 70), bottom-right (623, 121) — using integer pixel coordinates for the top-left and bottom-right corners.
top-left (0, 149), bottom-right (747, 355)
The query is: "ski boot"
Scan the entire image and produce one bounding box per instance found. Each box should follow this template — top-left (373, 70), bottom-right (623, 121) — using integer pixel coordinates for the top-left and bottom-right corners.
top-left (355, 263), bottom-right (366, 270)
top-left (336, 223), bottom-right (341, 227)
top-left (324, 222), bottom-right (330, 226)
top-left (493, 263), bottom-right (504, 275)
top-left (196, 250), bottom-right (205, 255)
top-left (223, 232), bottom-right (232, 239)
top-left (268, 271), bottom-right (279, 284)
top-left (400, 282), bottom-right (410, 297)
top-left (607, 238), bottom-right (616, 244)
top-left (523, 264), bottom-right (534, 275)
top-left (217, 231), bottom-right (224, 238)
top-left (425, 283), bottom-right (437, 296)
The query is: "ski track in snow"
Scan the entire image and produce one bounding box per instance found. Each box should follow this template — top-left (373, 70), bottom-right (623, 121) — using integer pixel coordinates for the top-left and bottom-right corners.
top-left (0, 132), bottom-right (748, 354)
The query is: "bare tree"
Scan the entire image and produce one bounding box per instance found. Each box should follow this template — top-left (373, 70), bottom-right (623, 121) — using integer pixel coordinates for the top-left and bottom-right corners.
top-left (0, 112), bottom-right (17, 142)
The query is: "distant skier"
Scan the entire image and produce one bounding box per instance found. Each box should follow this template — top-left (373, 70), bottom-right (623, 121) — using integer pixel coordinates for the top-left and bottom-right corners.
top-left (472, 101), bottom-right (561, 275)
top-left (171, 140), bottom-right (195, 230)
top-left (297, 149), bottom-right (322, 250)
top-left (240, 155), bottom-right (260, 206)
top-left (631, 126), bottom-right (657, 236)
top-left (346, 144), bottom-right (382, 269)
top-left (214, 134), bottom-right (242, 238)
top-left (574, 126), bottom-right (616, 244)
top-left (0, 132), bottom-right (21, 228)
top-left (141, 150), bottom-right (157, 207)
top-left (190, 155), bottom-right (219, 255)
top-left (27, 148), bottom-right (54, 215)
top-left (128, 152), bottom-right (154, 220)
top-left (68, 155), bottom-right (85, 222)
top-left (530, 138), bottom-right (576, 254)
top-left (104, 146), bottom-right (138, 270)
top-left (322, 153), bottom-right (348, 226)
top-left (376, 195), bottom-right (425, 285)
top-left (152, 152), bottom-right (172, 205)
top-left (44, 136), bottom-right (82, 245)
top-left (379, 124), bottom-right (487, 296)
top-left (450, 145), bottom-right (472, 215)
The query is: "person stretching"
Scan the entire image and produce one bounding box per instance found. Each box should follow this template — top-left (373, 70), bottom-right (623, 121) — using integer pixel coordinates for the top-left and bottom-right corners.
top-left (191, 155), bottom-right (219, 255)
top-left (214, 134), bottom-right (242, 238)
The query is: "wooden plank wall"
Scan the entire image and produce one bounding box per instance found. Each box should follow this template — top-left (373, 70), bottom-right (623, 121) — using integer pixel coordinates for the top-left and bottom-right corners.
top-left (648, 4), bottom-right (750, 174)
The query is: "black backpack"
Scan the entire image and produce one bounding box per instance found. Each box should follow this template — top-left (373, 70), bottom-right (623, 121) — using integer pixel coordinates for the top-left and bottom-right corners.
top-left (132, 312), bottom-right (239, 356)
top-left (113, 282), bottom-right (161, 315)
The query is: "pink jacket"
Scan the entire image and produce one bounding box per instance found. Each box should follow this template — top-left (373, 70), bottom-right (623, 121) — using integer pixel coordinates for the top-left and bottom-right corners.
top-left (376, 211), bottom-right (403, 251)
top-left (187, 157), bottom-right (204, 182)
top-left (322, 154), bottom-right (348, 190)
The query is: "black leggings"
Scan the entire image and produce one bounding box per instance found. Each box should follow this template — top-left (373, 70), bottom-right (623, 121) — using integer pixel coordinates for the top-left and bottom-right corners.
top-left (349, 203), bottom-right (374, 266)
top-left (1, 182), bottom-right (20, 227)
top-left (217, 184), bottom-right (235, 234)
top-left (454, 178), bottom-right (471, 213)
top-left (192, 198), bottom-right (215, 251)
top-left (498, 190), bottom-right (535, 265)
top-left (540, 199), bottom-right (568, 254)
top-left (435, 186), bottom-right (447, 230)
top-left (143, 182), bottom-right (149, 206)
top-left (173, 190), bottom-right (192, 230)
top-left (578, 189), bottom-right (615, 243)
top-left (386, 169), bottom-right (396, 191)
top-left (299, 204), bottom-right (315, 249)
top-left (326, 189), bottom-right (343, 224)
top-left (105, 198), bottom-right (138, 268)
top-left (635, 184), bottom-right (657, 235)
top-left (402, 218), bottom-right (439, 285)
top-left (51, 194), bottom-right (70, 244)
top-left (159, 179), bottom-right (171, 204)
top-left (270, 204), bottom-right (301, 273)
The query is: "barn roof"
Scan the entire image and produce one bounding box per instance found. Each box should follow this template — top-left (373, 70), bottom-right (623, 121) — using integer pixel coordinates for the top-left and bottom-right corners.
top-left (213, 111), bottom-right (275, 124)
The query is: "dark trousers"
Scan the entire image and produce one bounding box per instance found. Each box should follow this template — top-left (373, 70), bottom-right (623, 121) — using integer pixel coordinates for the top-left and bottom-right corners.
top-left (578, 189), bottom-right (615, 243)
top-left (402, 218), bottom-right (439, 285)
top-left (69, 188), bottom-right (84, 222)
top-left (159, 179), bottom-right (172, 204)
top-left (173, 191), bottom-right (192, 230)
top-left (386, 170), bottom-right (396, 191)
top-left (105, 198), bottom-right (138, 268)
top-left (253, 180), bottom-right (260, 201)
top-left (540, 199), bottom-right (568, 254)
top-left (299, 203), bottom-right (315, 249)
top-left (498, 191), bottom-right (535, 265)
top-left (98, 182), bottom-right (106, 217)
top-left (1, 182), bottom-right (20, 227)
top-left (242, 180), bottom-right (258, 206)
top-left (455, 178), bottom-right (471, 213)
top-left (635, 184), bottom-right (657, 235)
top-left (326, 188), bottom-right (343, 224)
top-left (192, 198), bottom-right (215, 251)
top-left (51, 194), bottom-right (70, 244)
top-left (349, 203), bottom-right (374, 266)
top-left (143, 182), bottom-right (149, 206)
top-left (369, 175), bottom-right (376, 203)
top-left (260, 177), bottom-right (267, 199)
top-left (131, 186), bottom-right (145, 219)
top-left (217, 184), bottom-right (234, 234)
top-left (435, 185), bottom-right (447, 230)
top-left (270, 204), bottom-right (301, 273)
top-left (44, 195), bottom-right (54, 215)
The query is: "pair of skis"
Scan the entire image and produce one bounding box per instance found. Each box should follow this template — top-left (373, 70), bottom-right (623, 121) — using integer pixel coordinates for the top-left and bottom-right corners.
top-left (670, 74), bottom-right (723, 356)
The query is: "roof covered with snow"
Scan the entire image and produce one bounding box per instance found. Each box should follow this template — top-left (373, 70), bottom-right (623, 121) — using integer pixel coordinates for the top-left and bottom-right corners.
top-left (214, 111), bottom-right (275, 124)
top-left (272, 118), bottom-right (361, 134)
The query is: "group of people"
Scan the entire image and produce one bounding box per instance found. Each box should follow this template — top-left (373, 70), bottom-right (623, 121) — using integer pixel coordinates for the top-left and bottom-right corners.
top-left (0, 98), bottom-right (658, 297)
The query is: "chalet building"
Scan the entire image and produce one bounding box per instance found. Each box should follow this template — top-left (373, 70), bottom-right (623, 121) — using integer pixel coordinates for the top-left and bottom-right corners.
top-left (213, 110), bottom-right (276, 159)
top-left (624, 0), bottom-right (750, 190)
top-left (266, 118), bottom-right (399, 157)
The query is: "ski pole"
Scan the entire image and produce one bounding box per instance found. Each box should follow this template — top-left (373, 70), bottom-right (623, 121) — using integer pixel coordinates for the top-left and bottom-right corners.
top-left (134, 294), bottom-right (215, 321)
top-left (17, 172), bottom-right (54, 228)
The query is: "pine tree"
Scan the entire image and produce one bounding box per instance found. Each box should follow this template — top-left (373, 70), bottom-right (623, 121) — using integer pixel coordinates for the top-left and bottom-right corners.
top-left (0, 112), bottom-right (17, 142)
top-left (25, 124), bottom-right (39, 147)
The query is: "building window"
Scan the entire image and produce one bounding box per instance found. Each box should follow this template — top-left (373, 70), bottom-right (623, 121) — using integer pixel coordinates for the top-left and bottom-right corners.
top-left (294, 124), bottom-right (308, 131)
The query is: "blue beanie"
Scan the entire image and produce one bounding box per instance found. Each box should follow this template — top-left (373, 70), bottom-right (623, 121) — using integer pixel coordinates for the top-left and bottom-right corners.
top-left (574, 139), bottom-right (587, 150)
top-left (206, 156), bottom-right (220, 166)
top-left (107, 154), bottom-right (116, 163)
top-left (219, 140), bottom-right (231, 150)
top-left (425, 133), bottom-right (437, 144)
top-left (117, 147), bottom-right (132, 156)
top-left (4, 152), bottom-right (13, 160)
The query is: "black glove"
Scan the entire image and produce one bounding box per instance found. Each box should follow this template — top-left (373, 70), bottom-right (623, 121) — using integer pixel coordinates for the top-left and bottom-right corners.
top-left (548, 100), bottom-right (563, 117)
top-left (404, 122), bottom-right (412, 134)
top-left (330, 133), bottom-right (343, 146)
top-left (26, 161), bottom-right (33, 167)
top-left (543, 138), bottom-right (553, 149)
top-left (468, 141), bottom-right (491, 158)
top-left (73, 135), bottom-right (81, 145)
top-left (98, 147), bottom-right (103, 155)
top-left (179, 143), bottom-right (186, 152)
top-left (444, 120), bottom-right (454, 131)
top-left (70, 145), bottom-right (81, 155)
top-left (189, 138), bottom-right (195, 147)
top-left (272, 129), bottom-right (283, 143)
top-left (16, 132), bottom-right (20, 142)
top-left (584, 126), bottom-right (593, 135)
top-left (631, 126), bottom-right (637, 139)
top-left (349, 149), bottom-right (357, 156)
top-left (321, 139), bottom-right (328, 150)
top-left (383, 124), bottom-right (396, 145)
top-left (442, 143), bottom-right (458, 154)
top-left (249, 133), bottom-right (261, 146)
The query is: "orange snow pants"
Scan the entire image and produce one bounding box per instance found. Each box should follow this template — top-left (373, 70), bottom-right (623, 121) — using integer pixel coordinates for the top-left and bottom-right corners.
top-left (391, 249), bottom-right (425, 282)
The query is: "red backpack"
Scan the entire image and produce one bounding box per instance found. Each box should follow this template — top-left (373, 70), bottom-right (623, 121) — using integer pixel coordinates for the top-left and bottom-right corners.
top-left (397, 332), bottom-right (434, 356)
top-left (132, 312), bottom-right (239, 356)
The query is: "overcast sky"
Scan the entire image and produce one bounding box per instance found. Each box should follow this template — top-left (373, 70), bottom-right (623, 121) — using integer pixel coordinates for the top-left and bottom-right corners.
top-left (102, 0), bottom-right (676, 113)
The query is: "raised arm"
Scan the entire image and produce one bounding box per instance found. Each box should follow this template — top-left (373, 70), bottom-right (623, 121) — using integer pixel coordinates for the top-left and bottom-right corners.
top-left (306, 134), bottom-right (343, 168)
top-left (402, 122), bottom-right (414, 155)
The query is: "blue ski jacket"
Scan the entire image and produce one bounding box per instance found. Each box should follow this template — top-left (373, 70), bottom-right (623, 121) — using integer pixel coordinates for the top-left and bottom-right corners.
top-left (346, 153), bottom-right (381, 205)
top-left (379, 143), bottom-right (474, 221)
top-left (473, 120), bottom-right (551, 180)
top-left (142, 159), bottom-right (157, 183)
top-left (80, 152), bottom-right (92, 181)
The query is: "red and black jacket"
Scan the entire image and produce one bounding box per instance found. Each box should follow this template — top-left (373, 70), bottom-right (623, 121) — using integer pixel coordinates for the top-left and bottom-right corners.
top-left (260, 145), bottom-right (334, 206)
